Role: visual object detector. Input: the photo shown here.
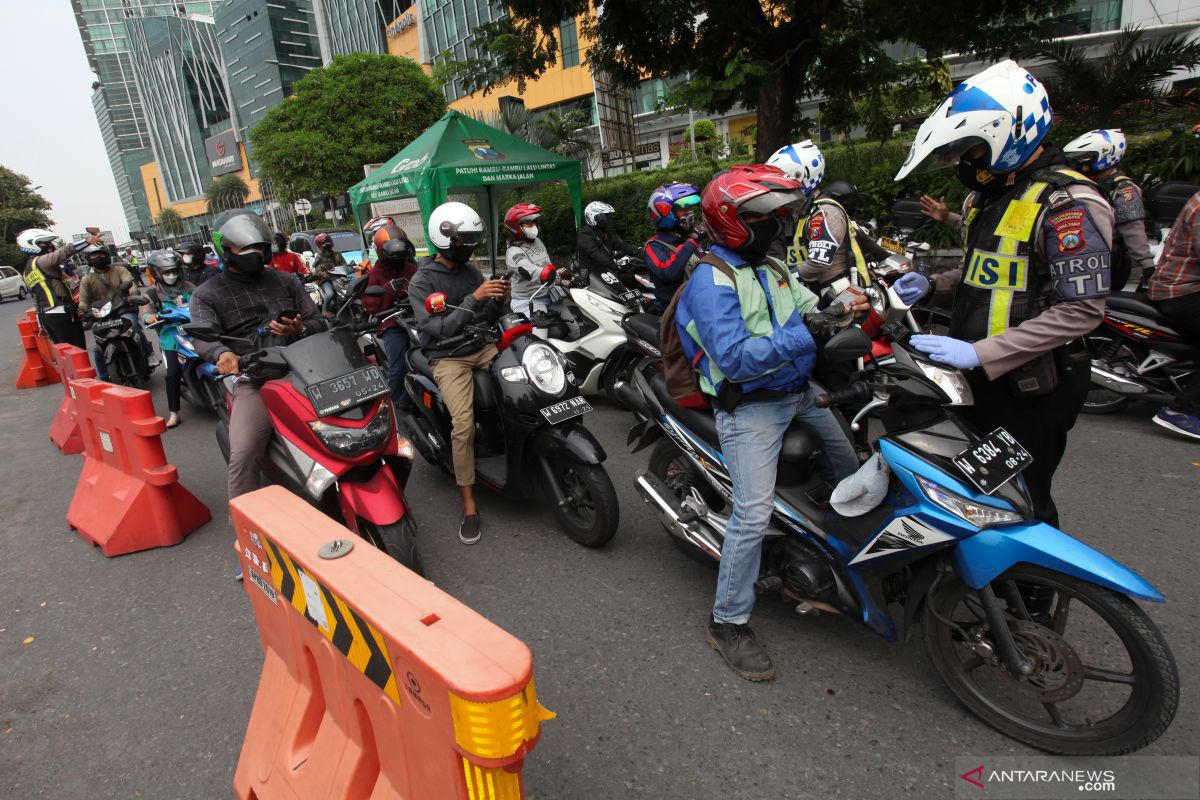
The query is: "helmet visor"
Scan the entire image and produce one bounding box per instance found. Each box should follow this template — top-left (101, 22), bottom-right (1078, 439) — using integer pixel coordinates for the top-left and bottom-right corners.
top-left (453, 230), bottom-right (484, 248)
top-left (903, 136), bottom-right (989, 177)
top-left (741, 189), bottom-right (807, 216)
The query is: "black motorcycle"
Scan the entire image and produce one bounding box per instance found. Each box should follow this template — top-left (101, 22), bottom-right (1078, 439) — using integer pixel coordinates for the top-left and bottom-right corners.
top-left (90, 279), bottom-right (151, 387)
top-left (402, 288), bottom-right (619, 547)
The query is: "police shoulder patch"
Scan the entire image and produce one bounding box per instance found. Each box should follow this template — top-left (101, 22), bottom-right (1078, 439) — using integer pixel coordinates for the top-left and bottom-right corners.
top-left (1046, 189), bottom-right (1074, 210)
top-left (1048, 209), bottom-right (1086, 254)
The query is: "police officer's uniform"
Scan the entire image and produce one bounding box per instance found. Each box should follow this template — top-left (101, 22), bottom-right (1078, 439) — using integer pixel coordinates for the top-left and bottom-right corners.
top-left (1096, 173), bottom-right (1154, 289)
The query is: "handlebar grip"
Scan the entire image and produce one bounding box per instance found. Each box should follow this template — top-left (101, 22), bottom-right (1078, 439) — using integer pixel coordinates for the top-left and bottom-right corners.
top-left (814, 382), bottom-right (872, 409)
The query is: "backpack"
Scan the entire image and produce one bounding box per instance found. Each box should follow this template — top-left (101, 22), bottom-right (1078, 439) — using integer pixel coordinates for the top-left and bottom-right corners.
top-left (659, 253), bottom-right (789, 409)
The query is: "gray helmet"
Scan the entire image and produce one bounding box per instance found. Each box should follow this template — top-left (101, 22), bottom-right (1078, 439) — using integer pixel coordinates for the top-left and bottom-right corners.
top-left (82, 243), bottom-right (107, 257)
top-left (211, 209), bottom-right (271, 262)
top-left (147, 249), bottom-right (180, 274)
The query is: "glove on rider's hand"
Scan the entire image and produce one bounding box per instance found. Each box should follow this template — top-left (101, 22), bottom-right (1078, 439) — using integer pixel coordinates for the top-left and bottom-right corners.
top-left (894, 272), bottom-right (930, 305)
top-left (688, 223), bottom-right (707, 241)
top-left (909, 334), bottom-right (980, 369)
top-left (804, 302), bottom-right (854, 337)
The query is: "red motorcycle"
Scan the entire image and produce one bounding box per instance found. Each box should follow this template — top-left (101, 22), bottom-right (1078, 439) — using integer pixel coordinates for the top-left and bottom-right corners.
top-left (187, 311), bottom-right (421, 574)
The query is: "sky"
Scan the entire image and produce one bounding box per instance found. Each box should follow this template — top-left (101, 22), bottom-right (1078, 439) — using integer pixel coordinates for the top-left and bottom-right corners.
top-left (1, 2), bottom-right (130, 243)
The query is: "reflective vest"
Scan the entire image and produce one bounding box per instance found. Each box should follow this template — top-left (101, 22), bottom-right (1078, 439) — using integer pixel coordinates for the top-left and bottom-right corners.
top-left (950, 167), bottom-right (1096, 341)
top-left (793, 198), bottom-right (870, 286)
top-left (24, 256), bottom-right (58, 308)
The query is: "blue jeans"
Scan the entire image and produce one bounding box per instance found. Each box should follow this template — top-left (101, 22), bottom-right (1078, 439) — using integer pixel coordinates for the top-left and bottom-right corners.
top-left (711, 386), bottom-right (860, 625)
top-left (380, 327), bottom-right (410, 408)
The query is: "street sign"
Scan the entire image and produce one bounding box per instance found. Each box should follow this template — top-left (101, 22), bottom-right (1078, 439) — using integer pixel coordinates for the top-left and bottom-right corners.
top-left (294, 198), bottom-right (313, 215)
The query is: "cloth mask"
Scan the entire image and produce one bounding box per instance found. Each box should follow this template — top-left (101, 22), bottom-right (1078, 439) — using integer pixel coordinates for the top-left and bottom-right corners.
top-left (740, 216), bottom-right (782, 262)
top-left (956, 154), bottom-right (1010, 197)
top-left (90, 255), bottom-right (112, 271)
top-left (229, 249), bottom-right (267, 276)
top-left (181, 253), bottom-right (194, 265)
top-left (449, 244), bottom-right (475, 263)
top-left (160, 272), bottom-right (180, 285)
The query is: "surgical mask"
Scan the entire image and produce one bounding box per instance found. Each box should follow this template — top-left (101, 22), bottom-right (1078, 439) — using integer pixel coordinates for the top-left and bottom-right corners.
top-left (160, 271), bottom-right (180, 285)
top-left (90, 255), bottom-right (112, 271)
top-left (956, 153), bottom-right (1008, 196)
top-left (274, 243), bottom-right (284, 253)
top-left (181, 253), bottom-right (194, 265)
top-left (521, 224), bottom-right (539, 240)
top-left (739, 216), bottom-right (782, 262)
top-left (228, 248), bottom-right (267, 276)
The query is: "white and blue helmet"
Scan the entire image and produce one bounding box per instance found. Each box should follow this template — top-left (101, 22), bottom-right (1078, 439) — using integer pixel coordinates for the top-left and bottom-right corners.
top-left (1063, 128), bottom-right (1127, 172)
top-left (895, 59), bottom-right (1053, 181)
top-left (766, 140), bottom-right (826, 196)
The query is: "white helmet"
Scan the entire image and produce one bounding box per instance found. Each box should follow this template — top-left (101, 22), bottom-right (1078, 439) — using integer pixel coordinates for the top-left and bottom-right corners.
top-left (895, 59), bottom-right (1053, 181)
top-left (17, 228), bottom-right (62, 255)
top-left (584, 201), bottom-right (615, 228)
top-left (427, 201), bottom-right (485, 250)
top-left (1063, 128), bottom-right (1126, 172)
top-left (766, 140), bottom-right (826, 196)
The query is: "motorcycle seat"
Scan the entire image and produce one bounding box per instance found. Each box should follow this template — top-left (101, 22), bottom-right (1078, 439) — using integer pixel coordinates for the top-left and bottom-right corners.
top-left (409, 346), bottom-right (434, 378)
top-left (1105, 291), bottom-right (1171, 324)
top-left (624, 313), bottom-right (661, 349)
top-left (648, 372), bottom-right (820, 465)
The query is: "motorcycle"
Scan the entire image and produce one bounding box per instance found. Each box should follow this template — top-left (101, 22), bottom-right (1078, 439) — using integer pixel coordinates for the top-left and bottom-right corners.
top-left (402, 278), bottom-right (620, 547)
top-left (147, 305), bottom-right (224, 412)
top-left (615, 328), bottom-right (1178, 755)
top-left (185, 297), bottom-right (422, 574)
top-left (90, 279), bottom-right (151, 388)
top-left (1082, 291), bottom-right (1199, 413)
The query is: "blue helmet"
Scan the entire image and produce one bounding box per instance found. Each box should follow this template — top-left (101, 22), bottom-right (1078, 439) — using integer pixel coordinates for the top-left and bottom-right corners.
top-left (1063, 129), bottom-right (1127, 172)
top-left (648, 182), bottom-right (701, 230)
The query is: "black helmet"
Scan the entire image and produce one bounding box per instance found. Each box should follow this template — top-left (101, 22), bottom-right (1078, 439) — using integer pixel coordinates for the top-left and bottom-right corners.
top-left (379, 236), bottom-right (415, 264)
top-left (211, 209), bottom-right (271, 262)
top-left (821, 179), bottom-right (861, 215)
top-left (174, 241), bottom-right (205, 266)
top-left (273, 232), bottom-right (288, 250)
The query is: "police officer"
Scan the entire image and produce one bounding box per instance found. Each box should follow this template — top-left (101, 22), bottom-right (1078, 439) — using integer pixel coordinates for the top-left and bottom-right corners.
top-left (896, 60), bottom-right (1115, 528)
top-left (17, 228), bottom-right (102, 348)
top-left (1063, 129), bottom-right (1154, 290)
top-left (797, 179), bottom-right (893, 290)
top-left (765, 140), bottom-right (826, 268)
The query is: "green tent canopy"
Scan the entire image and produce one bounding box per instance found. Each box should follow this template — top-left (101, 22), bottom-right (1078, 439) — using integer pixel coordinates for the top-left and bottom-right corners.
top-left (348, 109), bottom-right (584, 268)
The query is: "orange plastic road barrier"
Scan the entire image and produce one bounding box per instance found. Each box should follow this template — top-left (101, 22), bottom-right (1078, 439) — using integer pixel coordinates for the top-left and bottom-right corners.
top-left (231, 486), bottom-right (555, 800)
top-left (66, 378), bottom-right (211, 556)
top-left (15, 314), bottom-right (60, 389)
top-left (49, 344), bottom-right (97, 454)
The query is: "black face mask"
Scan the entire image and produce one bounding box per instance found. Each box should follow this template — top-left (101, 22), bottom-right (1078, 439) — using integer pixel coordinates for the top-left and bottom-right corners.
top-left (228, 248), bottom-right (267, 276)
top-left (739, 216), bottom-right (782, 262)
top-left (597, 214), bottom-right (614, 231)
top-left (956, 154), bottom-right (1009, 196)
top-left (90, 255), bottom-right (112, 271)
top-left (448, 244), bottom-right (475, 263)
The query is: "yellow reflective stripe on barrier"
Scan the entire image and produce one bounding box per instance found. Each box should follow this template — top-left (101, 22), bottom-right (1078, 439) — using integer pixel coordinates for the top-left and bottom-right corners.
top-left (462, 759), bottom-right (523, 800)
top-left (263, 535), bottom-right (402, 705)
top-left (987, 182), bottom-right (1046, 337)
top-left (449, 677), bottom-right (556, 760)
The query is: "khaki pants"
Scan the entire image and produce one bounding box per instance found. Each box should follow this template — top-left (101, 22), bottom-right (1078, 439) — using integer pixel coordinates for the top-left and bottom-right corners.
top-left (228, 380), bottom-right (273, 499)
top-left (431, 344), bottom-right (498, 486)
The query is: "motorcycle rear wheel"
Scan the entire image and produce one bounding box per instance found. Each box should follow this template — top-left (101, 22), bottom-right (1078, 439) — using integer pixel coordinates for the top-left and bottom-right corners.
top-left (922, 565), bottom-right (1178, 755)
top-left (358, 515), bottom-right (423, 576)
top-left (547, 455), bottom-right (618, 547)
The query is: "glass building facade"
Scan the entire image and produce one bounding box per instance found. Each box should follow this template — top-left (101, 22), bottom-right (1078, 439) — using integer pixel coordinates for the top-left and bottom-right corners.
top-left (420, 0), bottom-right (505, 100)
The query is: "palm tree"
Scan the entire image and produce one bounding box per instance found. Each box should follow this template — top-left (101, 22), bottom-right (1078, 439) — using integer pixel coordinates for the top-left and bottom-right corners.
top-left (155, 207), bottom-right (184, 237)
top-left (533, 110), bottom-right (596, 177)
top-left (1037, 26), bottom-right (1200, 132)
top-left (205, 174), bottom-right (251, 215)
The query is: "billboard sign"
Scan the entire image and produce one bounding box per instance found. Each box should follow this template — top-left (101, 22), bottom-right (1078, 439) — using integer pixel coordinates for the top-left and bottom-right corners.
top-left (205, 131), bottom-right (242, 176)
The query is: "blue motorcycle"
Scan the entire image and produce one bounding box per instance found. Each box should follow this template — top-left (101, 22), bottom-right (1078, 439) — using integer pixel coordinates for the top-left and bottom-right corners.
top-left (151, 305), bottom-right (224, 412)
top-left (616, 320), bottom-right (1178, 755)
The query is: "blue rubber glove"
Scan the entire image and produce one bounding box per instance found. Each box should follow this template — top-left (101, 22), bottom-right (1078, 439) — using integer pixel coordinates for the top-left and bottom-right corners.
top-left (909, 334), bottom-right (980, 369)
top-left (893, 272), bottom-right (930, 305)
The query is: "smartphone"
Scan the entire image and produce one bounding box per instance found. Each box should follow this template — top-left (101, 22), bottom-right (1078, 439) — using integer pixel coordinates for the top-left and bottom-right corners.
top-left (276, 308), bottom-right (297, 323)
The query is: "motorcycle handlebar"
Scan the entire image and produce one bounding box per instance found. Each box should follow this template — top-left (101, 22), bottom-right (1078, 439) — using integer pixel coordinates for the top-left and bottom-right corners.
top-left (814, 381), bottom-right (872, 409)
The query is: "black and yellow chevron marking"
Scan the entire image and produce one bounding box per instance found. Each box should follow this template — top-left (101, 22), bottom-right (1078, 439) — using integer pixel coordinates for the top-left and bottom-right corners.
top-left (263, 536), bottom-right (401, 706)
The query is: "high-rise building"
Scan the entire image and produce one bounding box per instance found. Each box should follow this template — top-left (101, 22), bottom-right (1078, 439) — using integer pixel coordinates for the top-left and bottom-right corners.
top-left (418, 0), bottom-right (504, 101)
top-left (313, 0), bottom-right (403, 58)
top-left (71, 0), bottom-right (220, 234)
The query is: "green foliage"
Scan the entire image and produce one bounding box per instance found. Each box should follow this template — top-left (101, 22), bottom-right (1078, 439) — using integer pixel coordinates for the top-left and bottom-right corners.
top-left (821, 58), bottom-right (952, 142)
top-left (155, 207), bottom-right (184, 236)
top-left (204, 173), bottom-right (251, 215)
top-left (0, 165), bottom-right (53, 265)
top-left (251, 53), bottom-right (447, 200)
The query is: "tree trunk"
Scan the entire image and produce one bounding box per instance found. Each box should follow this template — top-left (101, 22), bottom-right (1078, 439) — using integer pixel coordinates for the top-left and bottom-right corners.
top-left (754, 73), bottom-right (803, 162)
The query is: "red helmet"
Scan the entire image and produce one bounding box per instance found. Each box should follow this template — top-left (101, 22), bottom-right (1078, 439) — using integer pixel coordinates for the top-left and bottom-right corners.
top-left (503, 202), bottom-right (542, 239)
top-left (700, 164), bottom-right (806, 248)
top-left (314, 232), bottom-right (333, 250)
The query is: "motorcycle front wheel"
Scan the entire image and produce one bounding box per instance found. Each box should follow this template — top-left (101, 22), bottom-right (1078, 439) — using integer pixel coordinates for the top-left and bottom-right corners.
top-left (922, 564), bottom-right (1178, 755)
top-left (358, 515), bottom-right (423, 576)
top-left (546, 455), bottom-right (618, 547)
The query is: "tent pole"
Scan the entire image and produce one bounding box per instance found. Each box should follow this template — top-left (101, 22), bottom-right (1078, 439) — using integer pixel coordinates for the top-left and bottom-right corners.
top-left (487, 184), bottom-right (499, 278)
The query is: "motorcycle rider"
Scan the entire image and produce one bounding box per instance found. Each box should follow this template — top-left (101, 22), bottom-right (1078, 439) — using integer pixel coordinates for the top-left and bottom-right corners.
top-left (1145, 189), bottom-right (1200, 440)
top-left (78, 243), bottom-right (156, 380)
top-left (504, 202), bottom-right (555, 317)
top-left (676, 164), bottom-right (868, 681)
top-left (176, 242), bottom-right (218, 286)
top-left (190, 210), bottom-right (325, 508)
top-left (765, 140), bottom-right (826, 267)
top-left (311, 232), bottom-right (345, 315)
top-left (141, 251), bottom-right (195, 428)
top-left (1063, 129), bottom-right (1155, 290)
top-left (19, 228), bottom-right (102, 348)
top-left (644, 183), bottom-right (705, 311)
top-left (269, 232), bottom-right (306, 276)
top-left (362, 223), bottom-right (419, 409)
top-left (577, 200), bottom-right (643, 275)
top-left (407, 202), bottom-right (510, 545)
top-left (799, 178), bottom-right (894, 290)
top-left (896, 59), bottom-right (1115, 527)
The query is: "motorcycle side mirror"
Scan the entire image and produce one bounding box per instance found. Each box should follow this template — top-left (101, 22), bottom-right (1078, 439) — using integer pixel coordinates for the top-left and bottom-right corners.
top-left (131, 296), bottom-right (150, 306)
top-left (183, 322), bottom-right (222, 342)
top-left (425, 292), bottom-right (448, 315)
top-left (539, 264), bottom-right (557, 284)
top-left (364, 285), bottom-right (387, 297)
top-left (823, 327), bottom-right (873, 364)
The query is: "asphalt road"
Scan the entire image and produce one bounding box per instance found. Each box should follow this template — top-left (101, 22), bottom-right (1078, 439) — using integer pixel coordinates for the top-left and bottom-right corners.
top-left (0, 295), bottom-right (1197, 800)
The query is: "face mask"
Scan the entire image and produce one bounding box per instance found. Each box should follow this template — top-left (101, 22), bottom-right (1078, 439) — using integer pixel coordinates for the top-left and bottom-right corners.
top-left (274, 243), bottom-right (284, 253)
top-left (228, 248), bottom-right (267, 276)
top-left (956, 154), bottom-right (1008, 195)
top-left (521, 224), bottom-right (539, 240)
top-left (90, 255), bottom-right (112, 271)
top-left (181, 253), bottom-right (194, 265)
top-left (160, 271), bottom-right (180, 285)
top-left (739, 216), bottom-right (782, 262)
top-left (448, 244), bottom-right (475, 263)
top-left (597, 214), bottom-right (613, 231)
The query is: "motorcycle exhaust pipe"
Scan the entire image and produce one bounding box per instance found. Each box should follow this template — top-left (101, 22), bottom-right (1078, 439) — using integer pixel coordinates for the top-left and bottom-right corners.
top-left (1090, 362), bottom-right (1152, 396)
top-left (612, 380), bottom-right (649, 416)
top-left (634, 471), bottom-right (723, 561)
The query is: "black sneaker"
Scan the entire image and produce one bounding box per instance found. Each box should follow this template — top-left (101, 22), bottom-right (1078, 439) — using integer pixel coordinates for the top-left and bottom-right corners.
top-left (705, 618), bottom-right (775, 681)
top-left (459, 514), bottom-right (482, 545)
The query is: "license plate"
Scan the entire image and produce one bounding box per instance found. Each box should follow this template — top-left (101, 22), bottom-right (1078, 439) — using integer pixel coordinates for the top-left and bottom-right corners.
top-left (880, 236), bottom-right (905, 254)
top-left (952, 427), bottom-right (1033, 495)
top-left (92, 319), bottom-right (124, 330)
top-left (306, 365), bottom-right (389, 417)
top-left (620, 290), bottom-right (640, 303)
top-left (540, 395), bottom-right (592, 424)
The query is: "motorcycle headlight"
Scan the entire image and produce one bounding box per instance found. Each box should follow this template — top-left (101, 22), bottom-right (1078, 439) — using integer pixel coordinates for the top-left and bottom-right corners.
top-left (522, 342), bottom-right (565, 394)
top-left (916, 360), bottom-right (973, 406)
top-left (96, 301), bottom-right (112, 318)
top-left (309, 404), bottom-right (392, 457)
top-left (915, 475), bottom-right (1023, 528)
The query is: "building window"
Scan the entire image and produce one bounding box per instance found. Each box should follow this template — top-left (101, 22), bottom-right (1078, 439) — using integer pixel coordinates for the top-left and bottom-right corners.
top-left (1055, 1), bottom-right (1122, 36)
top-left (560, 17), bottom-right (579, 68)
